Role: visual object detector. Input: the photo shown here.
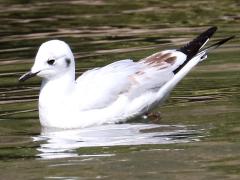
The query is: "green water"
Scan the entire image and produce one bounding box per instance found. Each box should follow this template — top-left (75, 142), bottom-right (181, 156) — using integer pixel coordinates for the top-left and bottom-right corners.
top-left (0, 0), bottom-right (239, 179)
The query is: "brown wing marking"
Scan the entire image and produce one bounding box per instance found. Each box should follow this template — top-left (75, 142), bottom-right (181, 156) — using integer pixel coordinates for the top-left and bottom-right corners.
top-left (141, 52), bottom-right (177, 67)
top-left (127, 52), bottom-right (177, 90)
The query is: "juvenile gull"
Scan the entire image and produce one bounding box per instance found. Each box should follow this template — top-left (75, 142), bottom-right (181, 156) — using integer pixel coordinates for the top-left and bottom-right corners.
top-left (19, 27), bottom-right (234, 129)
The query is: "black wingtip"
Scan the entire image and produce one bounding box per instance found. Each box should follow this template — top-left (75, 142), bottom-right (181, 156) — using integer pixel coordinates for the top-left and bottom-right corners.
top-left (174, 27), bottom-right (218, 74)
top-left (178, 26), bottom-right (218, 59)
top-left (205, 35), bottom-right (235, 50)
top-left (208, 26), bottom-right (218, 34)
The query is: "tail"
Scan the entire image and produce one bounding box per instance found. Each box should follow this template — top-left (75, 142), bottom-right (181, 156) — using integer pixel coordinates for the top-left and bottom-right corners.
top-left (174, 26), bottom-right (217, 74)
top-left (157, 27), bottom-right (234, 103)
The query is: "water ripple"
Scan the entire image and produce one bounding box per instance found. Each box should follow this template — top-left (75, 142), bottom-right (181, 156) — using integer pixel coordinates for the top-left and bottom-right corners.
top-left (33, 123), bottom-right (204, 159)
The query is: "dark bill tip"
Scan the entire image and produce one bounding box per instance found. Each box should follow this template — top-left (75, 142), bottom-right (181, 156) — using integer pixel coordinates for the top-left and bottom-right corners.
top-left (19, 71), bottom-right (38, 82)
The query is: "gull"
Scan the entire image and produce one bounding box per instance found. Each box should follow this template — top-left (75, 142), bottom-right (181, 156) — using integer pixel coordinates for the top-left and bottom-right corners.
top-left (19, 27), bottom-right (234, 129)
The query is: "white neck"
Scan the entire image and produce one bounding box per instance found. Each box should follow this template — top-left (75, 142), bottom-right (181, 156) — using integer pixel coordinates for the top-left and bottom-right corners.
top-left (39, 70), bottom-right (75, 104)
top-left (38, 70), bottom-right (76, 127)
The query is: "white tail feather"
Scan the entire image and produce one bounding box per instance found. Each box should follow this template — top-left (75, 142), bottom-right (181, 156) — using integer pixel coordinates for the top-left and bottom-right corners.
top-left (156, 51), bottom-right (206, 103)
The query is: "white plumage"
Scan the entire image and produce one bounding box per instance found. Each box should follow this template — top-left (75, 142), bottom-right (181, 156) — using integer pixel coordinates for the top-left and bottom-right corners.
top-left (19, 27), bottom-right (233, 129)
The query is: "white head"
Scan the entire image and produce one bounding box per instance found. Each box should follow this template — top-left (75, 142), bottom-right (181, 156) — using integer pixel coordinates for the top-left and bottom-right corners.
top-left (19, 40), bottom-right (75, 82)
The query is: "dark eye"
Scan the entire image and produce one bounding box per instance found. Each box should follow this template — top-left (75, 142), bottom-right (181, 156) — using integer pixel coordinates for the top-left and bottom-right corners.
top-left (47, 59), bottom-right (55, 65)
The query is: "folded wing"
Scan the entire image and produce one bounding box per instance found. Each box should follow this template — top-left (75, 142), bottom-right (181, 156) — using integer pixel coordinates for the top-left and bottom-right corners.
top-left (75, 50), bottom-right (187, 111)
